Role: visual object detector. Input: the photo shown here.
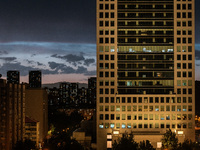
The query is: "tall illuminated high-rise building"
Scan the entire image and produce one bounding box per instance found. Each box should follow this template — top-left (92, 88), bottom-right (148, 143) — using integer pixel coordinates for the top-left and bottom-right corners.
top-left (96, 0), bottom-right (195, 149)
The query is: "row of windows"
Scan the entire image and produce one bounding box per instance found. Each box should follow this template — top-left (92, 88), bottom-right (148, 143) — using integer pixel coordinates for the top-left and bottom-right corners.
top-left (99, 122), bottom-right (193, 129)
top-left (177, 21), bottom-right (192, 27)
top-left (99, 54), bottom-right (115, 60)
top-left (99, 96), bottom-right (193, 103)
top-left (177, 71), bottom-right (192, 77)
top-left (99, 71), bottom-right (115, 78)
top-left (118, 38), bottom-right (173, 43)
top-left (99, 4), bottom-right (115, 10)
top-left (177, 12), bottom-right (192, 18)
top-left (118, 21), bottom-right (174, 27)
top-left (118, 4), bottom-right (173, 10)
top-left (177, 29), bottom-right (192, 35)
top-left (99, 29), bottom-right (115, 35)
top-left (99, 114), bottom-right (193, 121)
top-left (177, 88), bottom-right (193, 94)
top-left (99, 105), bottom-right (193, 112)
top-left (177, 0), bottom-right (192, 1)
top-left (177, 80), bottom-right (192, 86)
top-left (177, 46), bottom-right (192, 52)
top-left (177, 54), bottom-right (192, 60)
top-left (99, 63), bottom-right (115, 69)
top-left (177, 63), bottom-right (192, 69)
top-left (99, 81), bottom-right (115, 86)
top-left (177, 38), bottom-right (192, 44)
top-left (99, 46), bottom-right (115, 52)
top-left (99, 88), bottom-right (115, 94)
top-left (99, 38), bottom-right (115, 44)
top-left (99, 12), bottom-right (115, 18)
top-left (99, 21), bottom-right (115, 27)
top-left (177, 3), bottom-right (192, 10)
top-left (99, 0), bottom-right (114, 1)
top-left (118, 13), bottom-right (173, 18)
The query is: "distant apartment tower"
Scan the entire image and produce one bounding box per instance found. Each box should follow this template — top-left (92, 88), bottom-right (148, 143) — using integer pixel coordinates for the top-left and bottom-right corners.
top-left (25, 116), bottom-right (40, 148)
top-left (7, 70), bottom-right (20, 84)
top-left (29, 71), bottom-right (42, 88)
top-left (0, 79), bottom-right (25, 150)
top-left (96, 0), bottom-right (195, 149)
top-left (195, 81), bottom-right (200, 116)
top-left (88, 77), bottom-right (96, 105)
top-left (25, 88), bottom-right (48, 146)
top-left (59, 83), bottom-right (70, 106)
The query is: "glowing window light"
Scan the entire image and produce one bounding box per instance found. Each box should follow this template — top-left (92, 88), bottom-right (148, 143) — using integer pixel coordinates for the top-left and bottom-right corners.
top-left (113, 131), bottom-right (119, 135)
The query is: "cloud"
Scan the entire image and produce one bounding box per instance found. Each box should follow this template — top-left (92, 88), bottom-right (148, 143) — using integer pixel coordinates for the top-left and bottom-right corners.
top-left (84, 70), bottom-right (96, 76)
top-left (37, 62), bottom-right (44, 66)
top-left (196, 64), bottom-right (200, 66)
top-left (0, 57), bottom-right (17, 61)
top-left (84, 58), bottom-right (95, 66)
top-left (25, 59), bottom-right (34, 64)
top-left (51, 53), bottom-right (85, 62)
top-left (0, 50), bottom-right (8, 55)
top-left (48, 62), bottom-right (65, 70)
top-left (195, 50), bottom-right (200, 60)
top-left (48, 61), bottom-right (90, 74)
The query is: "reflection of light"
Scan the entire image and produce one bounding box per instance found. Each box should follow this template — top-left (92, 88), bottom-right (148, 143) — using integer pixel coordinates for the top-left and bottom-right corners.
top-left (113, 131), bottom-right (119, 135)
top-left (178, 131), bottom-right (183, 135)
top-left (110, 123), bottom-right (114, 128)
top-left (107, 141), bottom-right (112, 148)
top-left (157, 142), bottom-right (162, 148)
top-left (107, 135), bottom-right (112, 139)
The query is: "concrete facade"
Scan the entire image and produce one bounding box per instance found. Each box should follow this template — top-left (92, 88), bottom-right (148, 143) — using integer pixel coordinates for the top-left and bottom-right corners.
top-left (96, 0), bottom-right (195, 149)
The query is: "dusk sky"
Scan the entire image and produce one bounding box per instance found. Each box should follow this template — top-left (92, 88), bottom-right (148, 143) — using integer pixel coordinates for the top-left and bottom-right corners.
top-left (0, 0), bottom-right (199, 83)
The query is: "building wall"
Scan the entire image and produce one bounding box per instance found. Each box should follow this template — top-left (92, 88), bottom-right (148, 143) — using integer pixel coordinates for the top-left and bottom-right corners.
top-left (0, 79), bottom-right (25, 150)
top-left (25, 120), bottom-right (40, 147)
top-left (25, 88), bottom-right (48, 144)
top-left (96, 0), bottom-right (195, 149)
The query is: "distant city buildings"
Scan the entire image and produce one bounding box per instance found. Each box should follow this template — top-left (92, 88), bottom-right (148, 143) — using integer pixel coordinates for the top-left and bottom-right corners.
top-left (7, 70), bottom-right (20, 84)
top-left (47, 77), bottom-right (96, 109)
top-left (25, 86), bottom-right (48, 147)
top-left (0, 78), bottom-right (25, 150)
top-left (0, 70), bottom-right (48, 149)
top-left (29, 71), bottom-right (42, 88)
top-left (88, 77), bottom-right (96, 106)
top-left (25, 116), bottom-right (40, 147)
top-left (196, 81), bottom-right (200, 116)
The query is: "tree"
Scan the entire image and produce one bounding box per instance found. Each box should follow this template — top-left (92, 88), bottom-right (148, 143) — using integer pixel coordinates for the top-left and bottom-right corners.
top-left (43, 131), bottom-right (84, 150)
top-left (139, 140), bottom-right (155, 150)
top-left (112, 132), bottom-right (138, 150)
top-left (161, 129), bottom-right (178, 150)
top-left (177, 139), bottom-right (200, 150)
top-left (14, 139), bottom-right (36, 150)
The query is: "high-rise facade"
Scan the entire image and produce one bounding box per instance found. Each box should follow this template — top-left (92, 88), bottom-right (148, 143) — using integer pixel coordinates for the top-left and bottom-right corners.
top-left (7, 71), bottom-right (20, 84)
top-left (0, 79), bottom-right (25, 150)
top-left (29, 71), bottom-right (42, 88)
top-left (96, 0), bottom-right (195, 149)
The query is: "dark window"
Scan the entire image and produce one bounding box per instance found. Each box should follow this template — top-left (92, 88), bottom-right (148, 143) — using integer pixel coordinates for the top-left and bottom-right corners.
top-left (111, 12), bottom-right (114, 18)
top-left (188, 12), bottom-right (192, 18)
top-left (99, 38), bottom-right (103, 43)
top-left (99, 4), bottom-right (103, 10)
top-left (99, 12), bottom-right (103, 18)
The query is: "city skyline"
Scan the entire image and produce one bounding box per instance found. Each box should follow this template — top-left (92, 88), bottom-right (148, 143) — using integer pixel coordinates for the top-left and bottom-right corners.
top-left (0, 0), bottom-right (199, 84)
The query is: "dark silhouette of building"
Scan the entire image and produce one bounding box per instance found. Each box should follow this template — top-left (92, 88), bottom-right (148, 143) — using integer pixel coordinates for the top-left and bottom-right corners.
top-left (7, 70), bottom-right (20, 84)
top-left (0, 78), bottom-right (25, 150)
top-left (88, 77), bottom-right (96, 106)
top-left (196, 81), bottom-right (200, 116)
top-left (29, 71), bottom-right (41, 88)
top-left (59, 83), bottom-right (70, 106)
